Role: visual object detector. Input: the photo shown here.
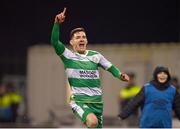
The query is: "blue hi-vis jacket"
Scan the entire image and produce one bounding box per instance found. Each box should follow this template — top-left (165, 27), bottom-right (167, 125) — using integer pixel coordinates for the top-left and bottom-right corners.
top-left (140, 83), bottom-right (176, 128)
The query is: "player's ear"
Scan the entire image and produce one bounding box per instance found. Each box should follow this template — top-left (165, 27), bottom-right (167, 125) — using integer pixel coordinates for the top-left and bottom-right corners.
top-left (70, 39), bottom-right (73, 46)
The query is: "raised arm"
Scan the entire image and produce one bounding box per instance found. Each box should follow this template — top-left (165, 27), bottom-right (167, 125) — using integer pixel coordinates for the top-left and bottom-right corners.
top-left (51, 8), bottom-right (66, 55)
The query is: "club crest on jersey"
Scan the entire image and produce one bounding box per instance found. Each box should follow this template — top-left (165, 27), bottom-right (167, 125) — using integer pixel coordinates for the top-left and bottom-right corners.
top-left (92, 56), bottom-right (99, 63)
top-left (88, 56), bottom-right (99, 63)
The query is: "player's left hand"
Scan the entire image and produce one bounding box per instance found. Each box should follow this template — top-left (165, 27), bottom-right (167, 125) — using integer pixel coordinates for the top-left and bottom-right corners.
top-left (120, 73), bottom-right (130, 82)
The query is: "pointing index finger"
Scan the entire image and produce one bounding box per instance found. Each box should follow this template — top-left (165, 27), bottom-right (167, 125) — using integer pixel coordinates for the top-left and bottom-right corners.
top-left (63, 7), bottom-right (66, 14)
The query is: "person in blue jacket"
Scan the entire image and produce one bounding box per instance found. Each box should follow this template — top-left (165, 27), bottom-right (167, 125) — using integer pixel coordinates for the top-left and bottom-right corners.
top-left (118, 65), bottom-right (180, 128)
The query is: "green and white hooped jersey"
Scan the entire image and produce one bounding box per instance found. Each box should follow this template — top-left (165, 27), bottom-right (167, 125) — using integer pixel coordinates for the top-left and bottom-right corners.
top-left (60, 48), bottom-right (112, 103)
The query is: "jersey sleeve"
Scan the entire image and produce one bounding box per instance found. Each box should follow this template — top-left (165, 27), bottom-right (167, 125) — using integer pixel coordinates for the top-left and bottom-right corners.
top-left (98, 53), bottom-right (122, 79)
top-left (107, 65), bottom-right (122, 79)
top-left (98, 53), bottom-right (112, 70)
top-left (51, 23), bottom-right (65, 55)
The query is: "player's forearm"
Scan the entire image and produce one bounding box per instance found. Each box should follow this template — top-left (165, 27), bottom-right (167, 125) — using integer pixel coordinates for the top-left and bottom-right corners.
top-left (51, 23), bottom-right (60, 44)
top-left (107, 65), bottom-right (122, 79)
top-left (51, 23), bottom-right (65, 55)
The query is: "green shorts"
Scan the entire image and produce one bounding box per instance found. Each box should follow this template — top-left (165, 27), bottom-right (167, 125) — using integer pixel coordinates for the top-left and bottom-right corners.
top-left (70, 101), bottom-right (103, 128)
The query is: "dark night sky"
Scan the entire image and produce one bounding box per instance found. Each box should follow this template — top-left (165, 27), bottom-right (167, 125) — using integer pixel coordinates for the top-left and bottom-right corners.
top-left (1, 0), bottom-right (179, 45)
top-left (0, 0), bottom-right (179, 75)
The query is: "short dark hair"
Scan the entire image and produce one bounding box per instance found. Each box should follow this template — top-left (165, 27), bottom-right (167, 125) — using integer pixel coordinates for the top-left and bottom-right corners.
top-left (171, 76), bottom-right (178, 82)
top-left (127, 72), bottom-right (135, 78)
top-left (70, 27), bottom-right (85, 39)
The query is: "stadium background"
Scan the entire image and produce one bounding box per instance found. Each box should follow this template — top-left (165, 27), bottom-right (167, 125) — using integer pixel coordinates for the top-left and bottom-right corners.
top-left (0, 0), bottom-right (179, 127)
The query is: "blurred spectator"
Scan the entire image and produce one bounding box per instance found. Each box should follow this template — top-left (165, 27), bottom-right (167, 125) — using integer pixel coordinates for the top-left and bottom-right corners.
top-left (6, 82), bottom-right (22, 123)
top-left (118, 66), bottom-right (180, 128)
top-left (0, 83), bottom-right (12, 123)
top-left (118, 72), bottom-right (141, 127)
top-left (171, 76), bottom-right (180, 92)
top-left (170, 76), bottom-right (180, 119)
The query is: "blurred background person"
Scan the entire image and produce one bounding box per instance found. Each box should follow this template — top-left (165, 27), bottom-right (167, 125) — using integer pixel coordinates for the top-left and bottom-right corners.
top-left (118, 66), bottom-right (180, 128)
top-left (0, 81), bottom-right (23, 127)
top-left (0, 83), bottom-right (12, 123)
top-left (118, 72), bottom-right (141, 127)
top-left (6, 82), bottom-right (22, 123)
top-left (170, 76), bottom-right (180, 120)
top-left (171, 76), bottom-right (180, 93)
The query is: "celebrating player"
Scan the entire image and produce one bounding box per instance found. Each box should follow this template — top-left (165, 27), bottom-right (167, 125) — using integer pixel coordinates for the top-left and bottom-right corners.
top-left (51, 8), bottom-right (129, 128)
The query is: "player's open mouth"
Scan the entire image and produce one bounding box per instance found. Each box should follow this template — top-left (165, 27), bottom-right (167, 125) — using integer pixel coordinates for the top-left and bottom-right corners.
top-left (79, 43), bottom-right (85, 48)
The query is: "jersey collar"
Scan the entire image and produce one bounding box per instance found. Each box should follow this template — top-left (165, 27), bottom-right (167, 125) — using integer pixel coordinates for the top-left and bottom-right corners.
top-left (75, 50), bottom-right (88, 57)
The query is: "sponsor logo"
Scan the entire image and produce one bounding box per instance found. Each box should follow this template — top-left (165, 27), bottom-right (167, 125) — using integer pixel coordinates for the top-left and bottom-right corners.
top-left (79, 70), bottom-right (98, 78)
